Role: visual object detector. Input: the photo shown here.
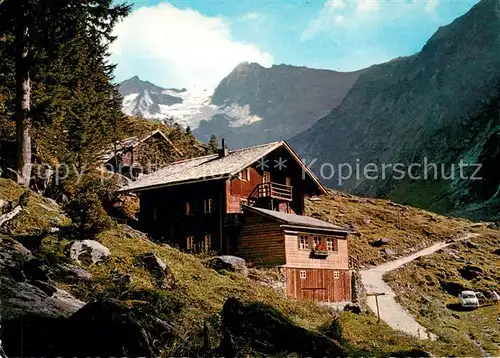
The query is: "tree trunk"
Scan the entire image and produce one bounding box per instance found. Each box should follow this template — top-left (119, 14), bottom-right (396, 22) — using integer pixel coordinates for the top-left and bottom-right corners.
top-left (15, 21), bottom-right (31, 188)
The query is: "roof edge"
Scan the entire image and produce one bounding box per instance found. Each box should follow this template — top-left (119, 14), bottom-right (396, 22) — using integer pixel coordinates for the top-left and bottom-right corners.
top-left (119, 175), bottom-right (229, 193)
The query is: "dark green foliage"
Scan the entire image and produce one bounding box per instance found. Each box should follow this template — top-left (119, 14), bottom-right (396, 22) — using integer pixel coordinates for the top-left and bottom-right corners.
top-left (64, 176), bottom-right (117, 237)
top-left (206, 134), bottom-right (218, 155)
top-left (0, 0), bottom-right (130, 175)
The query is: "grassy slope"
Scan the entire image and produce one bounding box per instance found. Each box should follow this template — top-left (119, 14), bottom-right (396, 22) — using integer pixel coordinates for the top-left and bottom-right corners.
top-left (305, 190), bottom-right (484, 267)
top-left (0, 178), bottom-right (331, 355)
top-left (3, 178), bottom-right (499, 356)
top-left (384, 232), bottom-right (500, 356)
top-left (305, 190), bottom-right (500, 356)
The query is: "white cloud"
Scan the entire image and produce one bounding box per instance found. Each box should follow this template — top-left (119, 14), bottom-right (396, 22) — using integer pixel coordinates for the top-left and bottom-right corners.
top-left (356, 0), bottom-right (380, 13)
top-left (302, 0), bottom-right (444, 42)
top-left (110, 3), bottom-right (273, 88)
top-left (300, 0), bottom-right (345, 41)
top-left (425, 0), bottom-right (439, 14)
top-left (239, 12), bottom-right (266, 22)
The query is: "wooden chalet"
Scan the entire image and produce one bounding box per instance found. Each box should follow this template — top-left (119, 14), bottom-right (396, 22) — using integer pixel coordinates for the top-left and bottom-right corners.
top-left (102, 129), bottom-right (182, 179)
top-left (120, 140), bottom-right (351, 302)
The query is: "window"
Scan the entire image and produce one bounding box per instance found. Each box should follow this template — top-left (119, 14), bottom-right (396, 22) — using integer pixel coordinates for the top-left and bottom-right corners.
top-left (313, 236), bottom-right (322, 249)
top-left (334, 271), bottom-right (340, 280)
top-left (326, 238), bottom-right (336, 252)
top-left (238, 167), bottom-right (251, 181)
top-left (186, 236), bottom-right (194, 250)
top-left (204, 198), bottom-right (213, 214)
top-left (298, 235), bottom-right (309, 250)
top-left (300, 270), bottom-right (307, 280)
top-left (186, 201), bottom-right (196, 216)
top-left (204, 234), bottom-right (212, 250)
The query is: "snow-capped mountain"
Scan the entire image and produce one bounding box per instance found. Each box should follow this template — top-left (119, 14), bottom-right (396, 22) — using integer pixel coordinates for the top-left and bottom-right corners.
top-left (119, 62), bottom-right (366, 147)
top-left (119, 76), bottom-right (219, 129)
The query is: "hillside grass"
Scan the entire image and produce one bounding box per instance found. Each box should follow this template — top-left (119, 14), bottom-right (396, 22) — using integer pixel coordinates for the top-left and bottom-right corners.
top-left (3, 178), bottom-right (499, 356)
top-left (384, 232), bottom-right (500, 356)
top-left (38, 226), bottom-right (335, 355)
top-left (305, 190), bottom-right (485, 267)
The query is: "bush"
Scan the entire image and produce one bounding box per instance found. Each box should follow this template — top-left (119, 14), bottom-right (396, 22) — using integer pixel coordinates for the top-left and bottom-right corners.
top-left (64, 176), bottom-right (117, 237)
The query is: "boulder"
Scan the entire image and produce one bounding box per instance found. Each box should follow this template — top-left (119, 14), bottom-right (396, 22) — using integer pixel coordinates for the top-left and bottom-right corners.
top-left (140, 252), bottom-right (175, 288)
top-left (69, 240), bottom-right (110, 265)
top-left (439, 280), bottom-right (466, 296)
top-left (381, 248), bottom-right (396, 258)
top-left (52, 262), bottom-right (93, 282)
top-left (462, 240), bottom-right (479, 249)
top-left (487, 222), bottom-right (499, 230)
top-left (0, 236), bottom-right (85, 320)
top-left (370, 238), bottom-right (391, 247)
top-left (210, 255), bottom-right (248, 277)
top-left (442, 248), bottom-right (461, 260)
top-left (3, 299), bottom-right (171, 358)
top-left (343, 302), bottom-right (362, 314)
top-left (221, 297), bottom-right (344, 357)
top-left (458, 265), bottom-right (484, 280)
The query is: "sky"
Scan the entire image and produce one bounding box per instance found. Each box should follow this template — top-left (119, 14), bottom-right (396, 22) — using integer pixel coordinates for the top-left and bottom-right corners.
top-left (110, 0), bottom-right (479, 89)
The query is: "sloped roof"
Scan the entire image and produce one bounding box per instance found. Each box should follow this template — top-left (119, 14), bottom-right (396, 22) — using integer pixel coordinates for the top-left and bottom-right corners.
top-left (119, 140), bottom-right (327, 193)
top-left (101, 129), bottom-right (181, 162)
top-left (243, 205), bottom-right (348, 233)
top-left (119, 141), bottom-right (282, 192)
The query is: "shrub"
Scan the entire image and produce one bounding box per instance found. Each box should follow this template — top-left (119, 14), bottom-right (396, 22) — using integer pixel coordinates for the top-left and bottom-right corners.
top-left (64, 176), bottom-right (117, 238)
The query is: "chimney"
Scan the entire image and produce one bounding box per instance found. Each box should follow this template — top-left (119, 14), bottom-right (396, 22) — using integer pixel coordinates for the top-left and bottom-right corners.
top-left (219, 138), bottom-right (229, 158)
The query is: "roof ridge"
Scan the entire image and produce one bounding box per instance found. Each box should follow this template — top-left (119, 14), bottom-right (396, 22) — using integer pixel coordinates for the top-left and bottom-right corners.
top-left (230, 140), bottom-right (283, 153)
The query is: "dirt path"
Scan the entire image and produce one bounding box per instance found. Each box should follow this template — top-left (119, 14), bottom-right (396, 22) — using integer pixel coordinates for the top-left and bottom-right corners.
top-left (360, 233), bottom-right (480, 340)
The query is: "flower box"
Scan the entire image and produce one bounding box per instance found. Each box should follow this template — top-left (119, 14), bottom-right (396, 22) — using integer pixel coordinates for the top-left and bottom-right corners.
top-left (312, 249), bottom-right (329, 258)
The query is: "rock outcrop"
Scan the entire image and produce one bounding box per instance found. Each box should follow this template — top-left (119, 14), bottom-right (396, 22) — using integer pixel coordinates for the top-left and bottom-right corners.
top-left (140, 252), bottom-right (175, 288)
top-left (0, 236), bottom-right (85, 320)
top-left (221, 297), bottom-right (344, 357)
top-left (69, 239), bottom-right (110, 265)
top-left (210, 255), bottom-right (248, 277)
top-left (3, 299), bottom-right (172, 357)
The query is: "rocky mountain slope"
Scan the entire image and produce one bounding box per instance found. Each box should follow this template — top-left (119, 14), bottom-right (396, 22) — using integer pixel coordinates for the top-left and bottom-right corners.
top-left (119, 76), bottom-right (218, 129)
top-left (194, 62), bottom-right (366, 147)
top-left (291, 0), bottom-right (500, 221)
top-left (119, 64), bottom-right (365, 148)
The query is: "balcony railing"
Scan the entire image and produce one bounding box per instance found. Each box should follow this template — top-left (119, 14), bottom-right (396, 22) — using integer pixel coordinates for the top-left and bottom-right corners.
top-left (252, 182), bottom-right (293, 202)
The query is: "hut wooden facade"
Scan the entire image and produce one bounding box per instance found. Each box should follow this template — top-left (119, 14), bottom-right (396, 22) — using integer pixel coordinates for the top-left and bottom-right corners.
top-left (120, 140), bottom-right (351, 302)
top-left (102, 129), bottom-right (181, 179)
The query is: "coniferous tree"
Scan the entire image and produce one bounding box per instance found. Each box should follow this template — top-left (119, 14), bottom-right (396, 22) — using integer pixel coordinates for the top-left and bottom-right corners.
top-left (0, 0), bottom-right (130, 183)
top-left (207, 134), bottom-right (218, 154)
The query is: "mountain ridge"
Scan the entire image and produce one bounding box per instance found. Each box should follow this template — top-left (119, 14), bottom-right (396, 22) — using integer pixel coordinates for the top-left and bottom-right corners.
top-left (290, 0), bottom-right (500, 221)
top-left (194, 62), bottom-right (367, 147)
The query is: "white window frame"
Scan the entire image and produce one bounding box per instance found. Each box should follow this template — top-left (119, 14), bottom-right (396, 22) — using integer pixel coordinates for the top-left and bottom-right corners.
top-left (238, 167), bottom-right (251, 181)
top-left (204, 198), bottom-right (213, 214)
top-left (326, 238), bottom-right (336, 252)
top-left (334, 271), bottom-right (340, 280)
top-left (313, 236), bottom-right (323, 249)
top-left (300, 270), bottom-right (307, 280)
top-left (186, 236), bottom-right (194, 250)
top-left (298, 235), bottom-right (309, 250)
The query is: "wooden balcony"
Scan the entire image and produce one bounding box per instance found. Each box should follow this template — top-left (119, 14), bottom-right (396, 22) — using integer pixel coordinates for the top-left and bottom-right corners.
top-left (253, 182), bottom-right (293, 202)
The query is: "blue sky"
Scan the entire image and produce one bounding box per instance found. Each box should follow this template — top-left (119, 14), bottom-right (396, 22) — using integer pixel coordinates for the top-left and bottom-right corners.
top-left (110, 0), bottom-right (479, 88)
